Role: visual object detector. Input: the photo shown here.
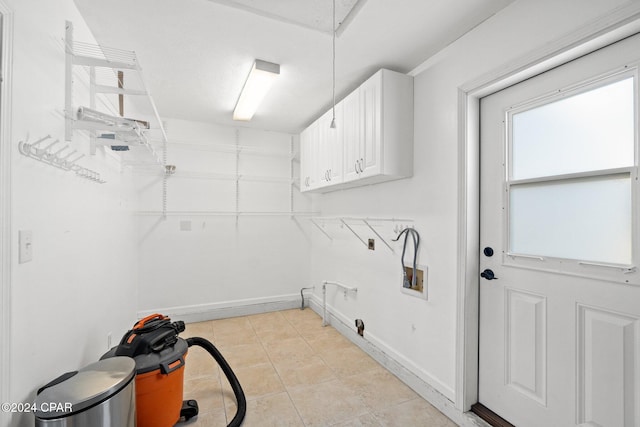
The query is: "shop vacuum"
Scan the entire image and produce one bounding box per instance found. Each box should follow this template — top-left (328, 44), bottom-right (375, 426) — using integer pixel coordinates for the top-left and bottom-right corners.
top-left (103, 313), bottom-right (247, 427)
top-left (34, 313), bottom-right (245, 427)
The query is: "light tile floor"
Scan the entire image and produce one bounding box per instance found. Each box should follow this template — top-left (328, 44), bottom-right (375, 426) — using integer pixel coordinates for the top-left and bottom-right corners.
top-left (181, 309), bottom-right (456, 427)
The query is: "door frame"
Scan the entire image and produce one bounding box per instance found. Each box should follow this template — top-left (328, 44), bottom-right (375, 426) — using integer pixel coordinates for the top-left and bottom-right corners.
top-left (0, 1), bottom-right (12, 424)
top-left (455, 2), bottom-right (640, 413)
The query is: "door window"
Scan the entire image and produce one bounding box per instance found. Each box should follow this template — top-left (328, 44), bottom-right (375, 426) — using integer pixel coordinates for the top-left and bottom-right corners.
top-left (507, 73), bottom-right (637, 267)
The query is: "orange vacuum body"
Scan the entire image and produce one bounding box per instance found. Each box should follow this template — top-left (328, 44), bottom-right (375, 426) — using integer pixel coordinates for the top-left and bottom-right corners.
top-left (102, 314), bottom-right (189, 427)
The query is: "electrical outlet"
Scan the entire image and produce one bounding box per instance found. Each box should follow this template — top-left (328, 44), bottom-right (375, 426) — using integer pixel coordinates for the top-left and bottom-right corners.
top-left (19, 230), bottom-right (33, 263)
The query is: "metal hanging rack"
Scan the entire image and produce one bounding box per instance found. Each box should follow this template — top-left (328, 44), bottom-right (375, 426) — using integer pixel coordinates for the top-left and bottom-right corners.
top-left (18, 135), bottom-right (106, 184)
top-left (309, 216), bottom-right (415, 253)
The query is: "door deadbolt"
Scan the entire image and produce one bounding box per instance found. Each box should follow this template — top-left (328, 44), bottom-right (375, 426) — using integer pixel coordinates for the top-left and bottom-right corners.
top-left (480, 269), bottom-right (497, 280)
top-left (483, 247), bottom-right (494, 257)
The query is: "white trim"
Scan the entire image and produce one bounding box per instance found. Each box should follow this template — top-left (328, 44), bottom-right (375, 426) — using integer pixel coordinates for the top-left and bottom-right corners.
top-left (307, 296), bottom-right (490, 427)
top-left (455, 88), bottom-right (480, 412)
top-left (0, 2), bottom-right (13, 425)
top-left (137, 293), bottom-right (301, 324)
top-left (455, 1), bottom-right (640, 413)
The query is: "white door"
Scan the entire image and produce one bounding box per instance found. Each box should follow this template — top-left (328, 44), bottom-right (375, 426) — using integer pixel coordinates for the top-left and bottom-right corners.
top-left (479, 33), bottom-right (640, 427)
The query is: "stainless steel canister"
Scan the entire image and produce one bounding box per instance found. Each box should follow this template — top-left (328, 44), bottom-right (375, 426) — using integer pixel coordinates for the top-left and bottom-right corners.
top-left (34, 356), bottom-right (136, 427)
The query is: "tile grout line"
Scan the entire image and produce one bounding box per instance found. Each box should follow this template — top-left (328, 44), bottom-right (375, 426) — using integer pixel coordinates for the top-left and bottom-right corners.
top-left (250, 312), bottom-right (309, 426)
top-left (287, 311), bottom-right (375, 426)
top-left (279, 311), bottom-right (321, 427)
top-left (208, 321), bottom-right (230, 425)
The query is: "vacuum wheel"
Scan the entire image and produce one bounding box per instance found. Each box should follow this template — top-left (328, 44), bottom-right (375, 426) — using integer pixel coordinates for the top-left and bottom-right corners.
top-left (180, 399), bottom-right (199, 421)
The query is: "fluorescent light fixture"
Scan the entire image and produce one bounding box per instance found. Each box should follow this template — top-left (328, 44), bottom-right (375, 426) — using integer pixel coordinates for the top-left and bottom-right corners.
top-left (233, 59), bottom-right (280, 121)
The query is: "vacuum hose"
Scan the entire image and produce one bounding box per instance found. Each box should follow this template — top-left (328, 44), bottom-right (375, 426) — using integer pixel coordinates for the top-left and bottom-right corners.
top-left (186, 337), bottom-right (247, 427)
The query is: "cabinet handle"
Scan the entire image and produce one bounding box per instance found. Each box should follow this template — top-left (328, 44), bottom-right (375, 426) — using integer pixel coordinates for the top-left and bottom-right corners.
top-left (329, 169), bottom-right (332, 181)
top-left (359, 158), bottom-right (364, 173)
top-left (354, 162), bottom-right (359, 174)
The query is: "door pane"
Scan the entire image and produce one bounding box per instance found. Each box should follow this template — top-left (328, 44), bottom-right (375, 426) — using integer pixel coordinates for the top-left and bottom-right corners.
top-left (511, 77), bottom-right (634, 180)
top-left (509, 174), bottom-right (632, 264)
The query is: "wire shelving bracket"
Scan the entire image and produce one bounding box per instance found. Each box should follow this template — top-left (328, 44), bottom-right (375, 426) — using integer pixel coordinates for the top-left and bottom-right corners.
top-left (64, 21), bottom-right (167, 168)
top-left (309, 216), bottom-right (415, 253)
top-left (64, 20), bottom-right (170, 214)
top-left (18, 135), bottom-right (106, 184)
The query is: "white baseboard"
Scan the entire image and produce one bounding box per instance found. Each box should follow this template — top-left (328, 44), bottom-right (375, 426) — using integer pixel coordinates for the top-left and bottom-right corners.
top-left (137, 293), bottom-right (301, 324)
top-left (307, 297), bottom-right (489, 427)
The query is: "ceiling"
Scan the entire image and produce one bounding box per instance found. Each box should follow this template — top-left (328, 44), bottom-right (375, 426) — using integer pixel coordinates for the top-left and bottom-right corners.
top-left (73, 0), bottom-right (513, 134)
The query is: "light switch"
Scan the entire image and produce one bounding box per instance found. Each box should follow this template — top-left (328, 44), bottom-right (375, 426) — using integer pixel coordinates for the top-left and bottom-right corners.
top-left (19, 230), bottom-right (33, 263)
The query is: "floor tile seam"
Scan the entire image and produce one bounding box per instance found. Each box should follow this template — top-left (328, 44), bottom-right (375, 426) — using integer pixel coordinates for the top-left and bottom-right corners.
top-left (212, 326), bottom-right (257, 339)
top-left (254, 323), bottom-right (316, 361)
top-left (360, 409), bottom-right (386, 426)
top-left (285, 385), bottom-right (369, 427)
top-left (247, 312), bottom-right (291, 332)
top-left (338, 365), bottom-right (397, 382)
top-left (371, 396), bottom-right (446, 422)
top-left (299, 324), bottom-right (345, 354)
top-left (352, 392), bottom-right (420, 414)
top-left (253, 330), bottom-right (291, 400)
top-left (183, 372), bottom-right (223, 388)
top-left (190, 405), bottom-right (225, 418)
top-left (282, 315), bottom-right (324, 334)
top-left (241, 388), bottom-right (293, 404)
top-left (282, 389), bottom-right (310, 427)
top-left (281, 374), bottom-right (337, 393)
top-left (282, 315), bottom-right (312, 333)
top-left (183, 321), bottom-right (215, 338)
top-left (239, 390), bottom-right (308, 426)
top-left (267, 336), bottom-right (337, 390)
top-left (313, 350), bottom-right (349, 377)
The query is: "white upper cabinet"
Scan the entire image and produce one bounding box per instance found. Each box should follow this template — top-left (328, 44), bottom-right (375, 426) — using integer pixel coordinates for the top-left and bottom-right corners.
top-left (300, 69), bottom-right (413, 193)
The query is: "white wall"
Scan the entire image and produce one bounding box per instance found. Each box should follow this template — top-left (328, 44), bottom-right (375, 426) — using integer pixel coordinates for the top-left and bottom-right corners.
top-left (6, 1), bottom-right (139, 426)
top-left (311, 0), bottom-right (635, 404)
top-left (135, 118), bottom-right (313, 319)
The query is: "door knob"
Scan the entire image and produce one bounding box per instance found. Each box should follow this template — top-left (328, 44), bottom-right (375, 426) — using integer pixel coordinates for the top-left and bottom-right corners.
top-left (480, 269), bottom-right (497, 280)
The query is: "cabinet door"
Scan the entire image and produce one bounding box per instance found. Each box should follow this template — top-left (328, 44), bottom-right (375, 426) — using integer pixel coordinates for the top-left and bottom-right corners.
top-left (360, 72), bottom-right (382, 178)
top-left (318, 104), bottom-right (344, 186)
top-left (300, 121), bottom-right (318, 191)
top-left (342, 89), bottom-right (361, 182)
top-left (328, 102), bottom-right (344, 184)
top-left (317, 110), bottom-right (333, 187)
